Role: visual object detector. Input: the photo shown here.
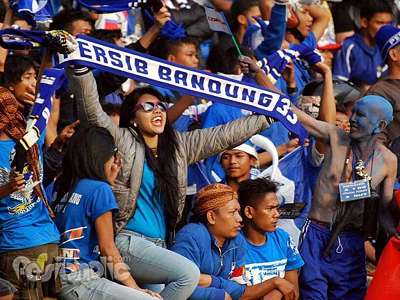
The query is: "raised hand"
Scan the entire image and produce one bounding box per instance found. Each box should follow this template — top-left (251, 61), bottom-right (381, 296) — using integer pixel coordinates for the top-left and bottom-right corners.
top-left (52, 120), bottom-right (80, 151)
top-left (239, 56), bottom-right (261, 78)
top-left (153, 6), bottom-right (171, 30)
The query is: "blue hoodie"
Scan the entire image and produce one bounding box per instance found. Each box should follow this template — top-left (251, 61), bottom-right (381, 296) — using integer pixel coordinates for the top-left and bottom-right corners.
top-left (333, 33), bottom-right (388, 85)
top-left (172, 223), bottom-right (247, 300)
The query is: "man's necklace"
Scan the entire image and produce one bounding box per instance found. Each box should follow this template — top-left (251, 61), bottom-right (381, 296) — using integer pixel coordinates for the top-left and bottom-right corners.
top-left (352, 145), bottom-right (376, 181)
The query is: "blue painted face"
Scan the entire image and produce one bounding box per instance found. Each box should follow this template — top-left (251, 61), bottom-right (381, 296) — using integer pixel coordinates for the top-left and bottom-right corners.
top-left (349, 102), bottom-right (377, 139)
top-left (349, 95), bottom-right (393, 140)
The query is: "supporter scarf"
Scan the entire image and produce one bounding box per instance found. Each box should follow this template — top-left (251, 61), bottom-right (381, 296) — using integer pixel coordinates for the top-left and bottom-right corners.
top-left (56, 35), bottom-right (308, 142)
top-left (0, 28), bottom-right (77, 54)
top-left (0, 29), bottom-right (308, 142)
top-left (10, 68), bottom-right (67, 218)
top-left (74, 0), bottom-right (161, 12)
top-left (21, 68), bottom-right (68, 151)
top-left (257, 43), bottom-right (323, 85)
top-left (10, 0), bottom-right (48, 27)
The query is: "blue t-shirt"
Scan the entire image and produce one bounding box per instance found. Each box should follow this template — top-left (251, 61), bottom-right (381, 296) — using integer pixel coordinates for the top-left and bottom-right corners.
top-left (124, 160), bottom-right (167, 239)
top-left (0, 138), bottom-right (59, 253)
top-left (55, 178), bottom-right (118, 271)
top-left (241, 229), bottom-right (304, 285)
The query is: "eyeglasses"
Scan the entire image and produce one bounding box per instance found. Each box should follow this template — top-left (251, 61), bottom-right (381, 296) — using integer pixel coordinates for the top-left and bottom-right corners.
top-left (131, 101), bottom-right (169, 114)
top-left (114, 147), bottom-right (118, 158)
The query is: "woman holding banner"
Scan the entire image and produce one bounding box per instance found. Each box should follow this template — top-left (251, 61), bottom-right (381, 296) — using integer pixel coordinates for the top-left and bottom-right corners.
top-left (71, 67), bottom-right (272, 300)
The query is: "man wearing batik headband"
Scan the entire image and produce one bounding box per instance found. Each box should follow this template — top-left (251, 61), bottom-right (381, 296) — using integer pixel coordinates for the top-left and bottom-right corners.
top-left (172, 184), bottom-right (299, 300)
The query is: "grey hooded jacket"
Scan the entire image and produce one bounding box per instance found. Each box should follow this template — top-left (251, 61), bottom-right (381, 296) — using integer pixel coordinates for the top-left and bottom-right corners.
top-left (72, 71), bottom-right (271, 236)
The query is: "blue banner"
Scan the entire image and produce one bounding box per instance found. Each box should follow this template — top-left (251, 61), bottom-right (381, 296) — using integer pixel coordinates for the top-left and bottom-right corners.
top-left (55, 34), bottom-right (308, 142)
top-left (261, 146), bottom-right (314, 246)
top-left (74, 0), bottom-right (159, 12)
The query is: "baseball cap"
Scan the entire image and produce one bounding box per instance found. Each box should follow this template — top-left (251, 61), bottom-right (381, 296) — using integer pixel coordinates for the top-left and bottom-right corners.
top-left (220, 143), bottom-right (258, 161)
top-left (375, 25), bottom-right (400, 62)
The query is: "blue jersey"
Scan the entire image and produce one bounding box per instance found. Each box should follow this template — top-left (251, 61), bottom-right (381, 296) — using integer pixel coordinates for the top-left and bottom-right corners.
top-left (0, 137), bottom-right (59, 253)
top-left (333, 33), bottom-right (388, 85)
top-left (55, 179), bottom-right (118, 271)
top-left (241, 229), bottom-right (304, 286)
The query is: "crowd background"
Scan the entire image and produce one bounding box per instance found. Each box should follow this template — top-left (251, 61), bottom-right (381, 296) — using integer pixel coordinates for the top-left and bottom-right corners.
top-left (0, 0), bottom-right (399, 299)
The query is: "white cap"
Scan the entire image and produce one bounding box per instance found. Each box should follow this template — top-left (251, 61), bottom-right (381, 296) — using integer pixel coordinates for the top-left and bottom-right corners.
top-left (221, 143), bottom-right (258, 160)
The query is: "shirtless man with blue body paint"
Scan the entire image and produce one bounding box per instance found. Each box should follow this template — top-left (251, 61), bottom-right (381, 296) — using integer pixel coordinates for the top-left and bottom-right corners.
top-left (292, 95), bottom-right (398, 300)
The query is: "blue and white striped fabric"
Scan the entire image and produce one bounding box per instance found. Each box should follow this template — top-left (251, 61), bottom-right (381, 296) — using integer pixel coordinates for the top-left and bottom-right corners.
top-left (74, 0), bottom-right (159, 12)
top-left (259, 146), bottom-right (313, 247)
top-left (10, 0), bottom-right (49, 27)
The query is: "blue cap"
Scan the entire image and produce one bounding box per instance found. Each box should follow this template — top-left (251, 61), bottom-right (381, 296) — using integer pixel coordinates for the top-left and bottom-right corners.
top-left (374, 25), bottom-right (400, 62)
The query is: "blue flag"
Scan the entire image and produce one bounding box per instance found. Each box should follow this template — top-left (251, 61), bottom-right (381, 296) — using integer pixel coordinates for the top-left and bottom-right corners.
top-left (260, 146), bottom-right (315, 246)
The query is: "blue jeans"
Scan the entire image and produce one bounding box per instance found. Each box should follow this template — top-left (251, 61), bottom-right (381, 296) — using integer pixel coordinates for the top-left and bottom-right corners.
top-left (57, 268), bottom-right (157, 300)
top-left (115, 230), bottom-right (200, 300)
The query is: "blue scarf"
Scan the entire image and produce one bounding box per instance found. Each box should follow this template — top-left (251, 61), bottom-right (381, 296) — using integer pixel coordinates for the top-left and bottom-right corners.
top-left (74, 0), bottom-right (162, 12)
top-left (0, 28), bottom-right (77, 54)
top-left (59, 35), bottom-right (308, 142)
top-left (12, 68), bottom-right (67, 177)
top-left (21, 68), bottom-right (68, 152)
top-left (0, 29), bottom-right (308, 142)
top-left (10, 0), bottom-right (48, 27)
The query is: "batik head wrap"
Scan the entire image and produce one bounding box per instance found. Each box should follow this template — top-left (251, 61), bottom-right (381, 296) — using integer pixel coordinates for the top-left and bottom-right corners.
top-left (193, 184), bottom-right (238, 216)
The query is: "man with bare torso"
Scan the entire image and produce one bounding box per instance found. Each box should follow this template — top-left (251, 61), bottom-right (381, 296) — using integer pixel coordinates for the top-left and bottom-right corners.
top-left (293, 95), bottom-right (398, 300)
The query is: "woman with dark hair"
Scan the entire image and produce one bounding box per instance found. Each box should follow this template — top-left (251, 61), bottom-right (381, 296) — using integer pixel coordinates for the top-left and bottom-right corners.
top-left (71, 69), bottom-right (271, 300)
top-left (52, 126), bottom-right (161, 300)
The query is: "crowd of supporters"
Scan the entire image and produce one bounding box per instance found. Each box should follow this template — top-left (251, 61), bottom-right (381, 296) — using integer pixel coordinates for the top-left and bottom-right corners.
top-left (0, 0), bottom-right (399, 299)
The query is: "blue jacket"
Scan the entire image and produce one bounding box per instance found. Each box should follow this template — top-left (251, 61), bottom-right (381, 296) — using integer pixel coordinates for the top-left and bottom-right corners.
top-left (333, 33), bottom-right (388, 85)
top-left (172, 223), bottom-right (247, 300)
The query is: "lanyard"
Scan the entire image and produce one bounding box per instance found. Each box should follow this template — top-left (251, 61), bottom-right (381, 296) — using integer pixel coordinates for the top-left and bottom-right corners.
top-left (352, 145), bottom-right (376, 182)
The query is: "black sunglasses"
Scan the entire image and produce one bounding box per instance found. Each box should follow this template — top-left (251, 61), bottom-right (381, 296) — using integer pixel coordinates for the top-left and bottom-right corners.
top-left (131, 101), bottom-right (169, 114)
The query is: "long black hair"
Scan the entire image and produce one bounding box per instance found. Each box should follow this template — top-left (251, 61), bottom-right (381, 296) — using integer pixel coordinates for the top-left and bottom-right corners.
top-left (51, 125), bottom-right (116, 211)
top-left (120, 87), bottom-right (180, 238)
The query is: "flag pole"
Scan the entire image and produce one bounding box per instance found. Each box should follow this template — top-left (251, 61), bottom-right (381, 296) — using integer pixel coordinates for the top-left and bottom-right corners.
top-left (221, 12), bottom-right (243, 58)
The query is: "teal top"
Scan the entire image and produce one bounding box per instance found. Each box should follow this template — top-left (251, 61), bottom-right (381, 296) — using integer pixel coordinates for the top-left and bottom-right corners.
top-left (124, 160), bottom-right (166, 239)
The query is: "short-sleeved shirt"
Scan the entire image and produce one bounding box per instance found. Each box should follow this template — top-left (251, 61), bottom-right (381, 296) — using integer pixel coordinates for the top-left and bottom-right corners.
top-left (0, 137), bottom-right (59, 253)
top-left (241, 229), bottom-right (304, 286)
top-left (55, 179), bottom-right (118, 271)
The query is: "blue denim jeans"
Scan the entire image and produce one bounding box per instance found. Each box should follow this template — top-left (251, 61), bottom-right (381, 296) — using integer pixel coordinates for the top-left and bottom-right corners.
top-left (57, 268), bottom-right (157, 300)
top-left (115, 230), bottom-right (200, 300)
